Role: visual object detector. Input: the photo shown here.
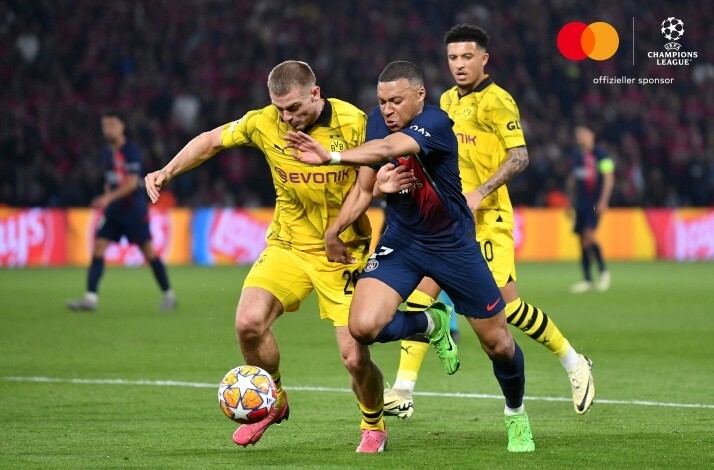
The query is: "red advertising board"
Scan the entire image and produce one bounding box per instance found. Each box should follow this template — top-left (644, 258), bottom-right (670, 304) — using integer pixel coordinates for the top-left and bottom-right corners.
top-left (0, 208), bottom-right (67, 267)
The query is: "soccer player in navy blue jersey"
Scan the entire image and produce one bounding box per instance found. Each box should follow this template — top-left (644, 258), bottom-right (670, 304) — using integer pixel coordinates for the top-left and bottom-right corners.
top-left (567, 125), bottom-right (614, 293)
top-left (286, 61), bottom-right (535, 452)
top-left (66, 110), bottom-right (176, 312)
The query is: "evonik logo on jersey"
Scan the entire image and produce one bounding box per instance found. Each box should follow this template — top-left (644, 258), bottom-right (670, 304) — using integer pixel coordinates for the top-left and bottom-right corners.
top-left (275, 166), bottom-right (351, 184)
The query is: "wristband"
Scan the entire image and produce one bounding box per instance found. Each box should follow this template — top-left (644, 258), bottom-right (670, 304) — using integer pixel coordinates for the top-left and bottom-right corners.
top-left (329, 151), bottom-right (342, 165)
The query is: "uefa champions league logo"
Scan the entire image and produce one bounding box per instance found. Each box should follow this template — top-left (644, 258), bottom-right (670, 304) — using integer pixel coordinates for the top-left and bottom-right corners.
top-left (661, 17), bottom-right (684, 51)
top-left (647, 17), bottom-right (697, 65)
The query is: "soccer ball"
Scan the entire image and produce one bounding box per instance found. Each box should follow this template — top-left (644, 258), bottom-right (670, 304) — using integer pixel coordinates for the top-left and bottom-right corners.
top-left (661, 17), bottom-right (684, 41)
top-left (218, 365), bottom-right (277, 424)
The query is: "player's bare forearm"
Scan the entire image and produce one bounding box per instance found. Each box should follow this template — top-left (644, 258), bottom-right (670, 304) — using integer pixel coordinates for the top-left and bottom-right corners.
top-left (286, 131), bottom-right (420, 166)
top-left (146, 127), bottom-right (225, 203)
top-left (163, 129), bottom-right (224, 178)
top-left (325, 168), bottom-right (375, 263)
top-left (110, 176), bottom-right (139, 202)
top-left (478, 145), bottom-right (529, 198)
top-left (328, 169), bottom-right (376, 236)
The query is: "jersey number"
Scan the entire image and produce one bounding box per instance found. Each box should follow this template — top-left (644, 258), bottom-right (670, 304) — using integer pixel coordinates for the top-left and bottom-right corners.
top-left (482, 240), bottom-right (494, 262)
top-left (342, 269), bottom-right (360, 295)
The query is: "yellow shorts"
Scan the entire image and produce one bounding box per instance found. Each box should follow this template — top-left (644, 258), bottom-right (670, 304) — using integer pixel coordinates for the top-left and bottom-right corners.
top-left (243, 243), bottom-right (368, 326)
top-left (474, 209), bottom-right (517, 288)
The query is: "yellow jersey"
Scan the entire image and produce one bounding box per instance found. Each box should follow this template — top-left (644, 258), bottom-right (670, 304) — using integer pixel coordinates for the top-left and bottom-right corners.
top-left (221, 98), bottom-right (371, 253)
top-left (440, 76), bottom-right (525, 213)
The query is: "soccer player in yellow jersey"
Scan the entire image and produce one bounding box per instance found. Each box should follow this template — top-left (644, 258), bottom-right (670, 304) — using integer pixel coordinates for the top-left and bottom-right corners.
top-left (144, 61), bottom-right (386, 453)
top-left (384, 24), bottom-right (595, 417)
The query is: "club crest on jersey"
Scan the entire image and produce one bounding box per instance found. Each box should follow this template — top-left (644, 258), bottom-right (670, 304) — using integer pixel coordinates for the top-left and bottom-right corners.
top-left (329, 139), bottom-right (347, 152)
top-left (364, 258), bottom-right (379, 272)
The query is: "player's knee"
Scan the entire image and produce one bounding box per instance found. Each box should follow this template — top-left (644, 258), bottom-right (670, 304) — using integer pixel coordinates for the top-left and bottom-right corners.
top-left (235, 308), bottom-right (267, 341)
top-left (348, 319), bottom-right (377, 345)
top-left (479, 328), bottom-right (515, 360)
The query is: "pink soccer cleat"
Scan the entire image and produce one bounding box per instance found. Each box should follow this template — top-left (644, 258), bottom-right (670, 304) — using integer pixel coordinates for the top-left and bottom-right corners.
top-left (355, 427), bottom-right (388, 453)
top-left (232, 392), bottom-right (290, 447)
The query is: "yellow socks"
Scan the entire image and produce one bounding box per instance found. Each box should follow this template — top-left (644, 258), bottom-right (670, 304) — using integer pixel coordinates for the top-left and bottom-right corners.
top-left (505, 298), bottom-right (571, 358)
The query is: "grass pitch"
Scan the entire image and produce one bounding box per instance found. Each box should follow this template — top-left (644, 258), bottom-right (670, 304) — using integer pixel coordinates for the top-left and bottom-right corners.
top-left (1, 262), bottom-right (712, 468)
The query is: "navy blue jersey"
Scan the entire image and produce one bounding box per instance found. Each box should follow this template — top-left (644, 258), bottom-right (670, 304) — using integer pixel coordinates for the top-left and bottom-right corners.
top-left (571, 146), bottom-right (612, 207)
top-left (366, 105), bottom-right (474, 249)
top-left (101, 141), bottom-right (148, 214)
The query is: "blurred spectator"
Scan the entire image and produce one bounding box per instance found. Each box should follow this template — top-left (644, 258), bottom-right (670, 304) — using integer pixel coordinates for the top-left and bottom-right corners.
top-left (1, 0), bottom-right (712, 208)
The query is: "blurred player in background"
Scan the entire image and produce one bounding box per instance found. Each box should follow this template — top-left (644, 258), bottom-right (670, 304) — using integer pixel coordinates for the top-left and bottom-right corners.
top-left (144, 61), bottom-right (386, 453)
top-left (383, 24), bottom-right (595, 419)
top-left (66, 110), bottom-right (176, 312)
top-left (287, 61), bottom-right (535, 452)
top-left (568, 125), bottom-right (614, 293)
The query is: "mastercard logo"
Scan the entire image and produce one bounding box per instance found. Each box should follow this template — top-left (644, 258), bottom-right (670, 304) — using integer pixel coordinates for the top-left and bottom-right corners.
top-left (557, 22), bottom-right (619, 61)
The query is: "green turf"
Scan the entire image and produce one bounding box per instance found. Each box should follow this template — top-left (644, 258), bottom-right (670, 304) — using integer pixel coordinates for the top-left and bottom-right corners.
top-left (1, 262), bottom-right (712, 468)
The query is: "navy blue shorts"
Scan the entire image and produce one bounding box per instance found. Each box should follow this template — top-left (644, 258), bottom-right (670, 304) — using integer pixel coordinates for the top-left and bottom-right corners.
top-left (574, 205), bottom-right (599, 234)
top-left (96, 207), bottom-right (151, 245)
top-left (359, 234), bottom-right (504, 318)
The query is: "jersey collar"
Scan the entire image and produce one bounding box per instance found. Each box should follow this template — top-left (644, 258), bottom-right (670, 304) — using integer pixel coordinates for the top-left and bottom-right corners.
top-left (458, 75), bottom-right (494, 98)
top-left (304, 97), bottom-right (332, 133)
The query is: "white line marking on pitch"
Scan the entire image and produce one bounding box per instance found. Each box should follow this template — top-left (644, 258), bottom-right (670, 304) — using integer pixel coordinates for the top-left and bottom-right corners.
top-left (4, 376), bottom-right (713, 410)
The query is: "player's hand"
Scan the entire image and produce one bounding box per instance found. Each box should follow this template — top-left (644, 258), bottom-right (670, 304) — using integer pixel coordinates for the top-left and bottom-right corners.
top-left (284, 131), bottom-right (330, 165)
top-left (595, 200), bottom-right (609, 215)
top-left (464, 189), bottom-right (484, 212)
top-left (145, 170), bottom-right (171, 204)
top-left (376, 163), bottom-right (415, 194)
top-left (325, 229), bottom-right (356, 264)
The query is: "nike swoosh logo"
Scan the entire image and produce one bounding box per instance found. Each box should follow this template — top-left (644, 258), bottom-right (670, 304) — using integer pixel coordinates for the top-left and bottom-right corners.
top-left (486, 299), bottom-right (501, 311)
top-left (576, 376), bottom-right (592, 412)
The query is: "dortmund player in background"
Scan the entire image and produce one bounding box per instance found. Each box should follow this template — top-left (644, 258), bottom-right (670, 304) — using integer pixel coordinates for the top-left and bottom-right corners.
top-left (145, 61), bottom-right (386, 453)
top-left (384, 24), bottom-right (595, 418)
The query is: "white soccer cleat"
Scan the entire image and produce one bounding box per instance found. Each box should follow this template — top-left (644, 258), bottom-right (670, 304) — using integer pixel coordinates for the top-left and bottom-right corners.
top-left (568, 355), bottom-right (595, 414)
top-left (66, 297), bottom-right (97, 312)
top-left (570, 281), bottom-right (593, 294)
top-left (596, 271), bottom-right (611, 292)
top-left (160, 291), bottom-right (178, 311)
top-left (383, 387), bottom-right (414, 419)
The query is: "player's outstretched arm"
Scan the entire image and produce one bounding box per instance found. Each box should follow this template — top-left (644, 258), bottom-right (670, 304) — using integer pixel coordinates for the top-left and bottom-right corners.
top-left (284, 131), bottom-right (420, 166)
top-left (466, 145), bottom-right (529, 211)
top-left (145, 126), bottom-right (225, 203)
top-left (325, 167), bottom-right (377, 263)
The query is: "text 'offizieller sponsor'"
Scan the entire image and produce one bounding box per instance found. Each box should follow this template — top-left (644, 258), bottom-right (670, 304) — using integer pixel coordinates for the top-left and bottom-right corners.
top-left (593, 76), bottom-right (674, 85)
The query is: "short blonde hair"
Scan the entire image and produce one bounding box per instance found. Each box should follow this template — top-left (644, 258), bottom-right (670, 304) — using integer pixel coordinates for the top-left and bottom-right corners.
top-left (267, 60), bottom-right (316, 96)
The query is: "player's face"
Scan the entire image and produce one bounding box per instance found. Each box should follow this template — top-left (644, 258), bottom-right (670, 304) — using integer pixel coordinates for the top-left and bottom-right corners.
top-left (377, 79), bottom-right (426, 133)
top-left (271, 85), bottom-right (322, 131)
top-left (101, 116), bottom-right (125, 144)
top-left (575, 126), bottom-right (595, 150)
top-left (446, 42), bottom-right (489, 92)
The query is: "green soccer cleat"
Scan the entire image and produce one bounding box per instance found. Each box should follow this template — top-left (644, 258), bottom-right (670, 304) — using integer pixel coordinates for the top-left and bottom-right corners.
top-left (505, 412), bottom-right (535, 452)
top-left (425, 301), bottom-right (460, 375)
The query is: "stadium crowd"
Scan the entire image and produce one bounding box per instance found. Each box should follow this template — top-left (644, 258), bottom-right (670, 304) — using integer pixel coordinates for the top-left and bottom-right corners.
top-left (2, 0), bottom-right (712, 208)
